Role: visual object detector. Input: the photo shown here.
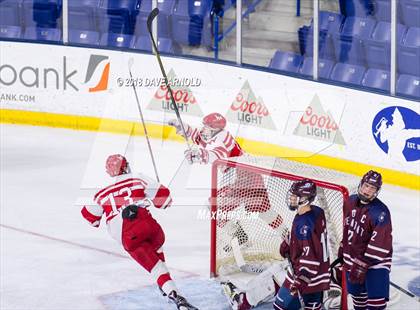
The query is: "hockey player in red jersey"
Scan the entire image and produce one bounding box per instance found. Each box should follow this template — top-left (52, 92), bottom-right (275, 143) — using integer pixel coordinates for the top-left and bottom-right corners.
top-left (273, 179), bottom-right (330, 310)
top-left (81, 154), bottom-right (197, 310)
top-left (339, 170), bottom-right (392, 310)
top-left (168, 112), bottom-right (243, 165)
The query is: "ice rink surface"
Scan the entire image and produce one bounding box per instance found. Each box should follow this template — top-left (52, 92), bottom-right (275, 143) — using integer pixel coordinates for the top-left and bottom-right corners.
top-left (1, 124), bottom-right (419, 309)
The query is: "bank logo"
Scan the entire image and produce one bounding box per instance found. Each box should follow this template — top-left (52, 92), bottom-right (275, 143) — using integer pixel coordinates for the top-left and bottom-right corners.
top-left (372, 106), bottom-right (420, 162)
top-left (293, 94), bottom-right (345, 145)
top-left (147, 68), bottom-right (203, 116)
top-left (226, 80), bottom-right (276, 130)
top-left (84, 55), bottom-right (110, 92)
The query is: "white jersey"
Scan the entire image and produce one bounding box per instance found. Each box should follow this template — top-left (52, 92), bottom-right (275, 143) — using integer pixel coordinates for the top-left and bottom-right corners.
top-left (81, 173), bottom-right (172, 243)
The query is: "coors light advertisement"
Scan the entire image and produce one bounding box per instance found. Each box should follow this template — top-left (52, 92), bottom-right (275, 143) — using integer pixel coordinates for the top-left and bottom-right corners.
top-left (147, 68), bottom-right (203, 116)
top-left (293, 94), bottom-right (346, 145)
top-left (226, 80), bottom-right (276, 130)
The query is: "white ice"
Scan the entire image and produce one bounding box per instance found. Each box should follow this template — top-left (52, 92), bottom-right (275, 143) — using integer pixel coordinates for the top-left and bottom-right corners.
top-left (1, 124), bottom-right (419, 310)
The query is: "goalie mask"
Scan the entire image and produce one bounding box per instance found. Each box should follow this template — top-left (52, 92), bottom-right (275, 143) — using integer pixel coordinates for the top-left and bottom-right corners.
top-left (106, 154), bottom-right (129, 177)
top-left (357, 170), bottom-right (382, 203)
top-left (287, 179), bottom-right (317, 211)
top-left (200, 113), bottom-right (226, 142)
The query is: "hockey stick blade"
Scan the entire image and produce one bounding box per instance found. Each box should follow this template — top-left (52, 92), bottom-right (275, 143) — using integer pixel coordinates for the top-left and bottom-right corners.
top-left (147, 8), bottom-right (159, 34)
top-left (390, 281), bottom-right (420, 302)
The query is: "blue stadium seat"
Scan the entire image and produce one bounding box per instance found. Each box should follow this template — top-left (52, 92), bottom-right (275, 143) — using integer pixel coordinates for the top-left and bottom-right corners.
top-left (364, 22), bottom-right (406, 69)
top-left (69, 29), bottom-right (99, 45)
top-left (0, 25), bottom-right (22, 39)
top-left (374, 0), bottom-right (391, 22)
top-left (299, 11), bottom-right (344, 58)
top-left (68, 0), bottom-right (100, 31)
top-left (400, 0), bottom-right (420, 27)
top-left (332, 17), bottom-right (376, 65)
top-left (98, 0), bottom-right (141, 34)
top-left (299, 57), bottom-right (335, 78)
top-left (316, 11), bottom-right (345, 33)
top-left (341, 0), bottom-right (375, 17)
top-left (0, 0), bottom-right (21, 27)
top-left (398, 27), bottom-right (420, 76)
top-left (22, 0), bottom-right (62, 28)
top-left (134, 0), bottom-right (176, 38)
top-left (171, 0), bottom-right (212, 46)
top-left (404, 26), bottom-right (420, 47)
top-left (133, 35), bottom-right (181, 54)
top-left (329, 62), bottom-right (366, 85)
top-left (23, 26), bottom-right (61, 41)
top-left (397, 74), bottom-right (420, 98)
top-left (269, 51), bottom-right (303, 73)
top-left (99, 32), bottom-right (135, 48)
top-left (361, 68), bottom-right (390, 91)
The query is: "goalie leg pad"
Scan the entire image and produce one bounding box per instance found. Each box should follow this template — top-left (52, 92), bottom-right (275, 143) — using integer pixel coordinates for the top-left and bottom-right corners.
top-left (273, 286), bottom-right (301, 310)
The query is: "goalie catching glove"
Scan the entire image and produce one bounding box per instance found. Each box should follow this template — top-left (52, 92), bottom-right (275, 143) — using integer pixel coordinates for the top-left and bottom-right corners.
top-left (184, 148), bottom-right (209, 164)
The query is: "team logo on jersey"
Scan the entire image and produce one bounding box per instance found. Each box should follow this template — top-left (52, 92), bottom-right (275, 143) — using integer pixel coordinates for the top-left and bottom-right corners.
top-left (300, 225), bottom-right (309, 237)
top-left (147, 69), bottom-right (203, 116)
top-left (293, 94), bottom-right (345, 145)
top-left (372, 106), bottom-right (420, 162)
top-left (226, 80), bottom-right (276, 130)
top-left (84, 55), bottom-right (110, 92)
top-left (378, 211), bottom-right (386, 223)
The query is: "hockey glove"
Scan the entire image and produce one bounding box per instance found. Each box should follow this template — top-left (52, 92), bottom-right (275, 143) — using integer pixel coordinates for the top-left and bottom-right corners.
top-left (122, 204), bottom-right (138, 220)
top-left (168, 119), bottom-right (190, 138)
top-left (349, 257), bottom-right (369, 284)
top-left (184, 148), bottom-right (209, 164)
top-left (279, 239), bottom-right (290, 258)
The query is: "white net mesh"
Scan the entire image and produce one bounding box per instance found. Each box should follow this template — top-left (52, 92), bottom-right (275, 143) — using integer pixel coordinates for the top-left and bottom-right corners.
top-left (211, 155), bottom-right (359, 277)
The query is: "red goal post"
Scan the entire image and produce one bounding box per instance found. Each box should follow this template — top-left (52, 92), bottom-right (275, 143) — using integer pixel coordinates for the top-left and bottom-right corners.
top-left (210, 155), bottom-right (359, 309)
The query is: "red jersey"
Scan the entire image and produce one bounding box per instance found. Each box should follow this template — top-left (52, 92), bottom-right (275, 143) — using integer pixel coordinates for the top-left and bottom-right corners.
top-left (342, 195), bottom-right (393, 272)
top-left (284, 205), bottom-right (331, 294)
top-left (81, 173), bottom-right (172, 243)
top-left (185, 126), bottom-right (243, 163)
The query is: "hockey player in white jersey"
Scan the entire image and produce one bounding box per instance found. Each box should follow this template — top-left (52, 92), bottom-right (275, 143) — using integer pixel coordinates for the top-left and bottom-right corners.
top-left (81, 154), bottom-right (197, 310)
top-left (168, 112), bottom-right (243, 164)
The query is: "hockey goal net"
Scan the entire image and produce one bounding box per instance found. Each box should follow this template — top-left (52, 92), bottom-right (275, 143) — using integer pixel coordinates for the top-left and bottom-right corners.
top-left (210, 155), bottom-right (359, 308)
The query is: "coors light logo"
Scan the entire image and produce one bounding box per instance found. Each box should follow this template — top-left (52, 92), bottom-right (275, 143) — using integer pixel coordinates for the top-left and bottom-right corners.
top-left (226, 80), bottom-right (276, 130)
top-left (293, 94), bottom-right (345, 145)
top-left (147, 69), bottom-right (203, 116)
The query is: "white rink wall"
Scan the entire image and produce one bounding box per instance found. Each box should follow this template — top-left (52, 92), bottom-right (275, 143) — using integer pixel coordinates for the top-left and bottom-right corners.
top-left (0, 41), bottom-right (419, 189)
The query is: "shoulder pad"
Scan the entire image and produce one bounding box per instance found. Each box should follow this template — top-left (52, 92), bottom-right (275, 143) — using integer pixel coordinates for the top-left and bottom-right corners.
top-left (294, 218), bottom-right (314, 240)
top-left (368, 199), bottom-right (391, 226)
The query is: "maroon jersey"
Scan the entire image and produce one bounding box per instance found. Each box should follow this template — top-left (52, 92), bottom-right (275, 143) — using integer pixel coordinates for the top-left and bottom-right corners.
top-left (342, 195), bottom-right (393, 272)
top-left (284, 205), bottom-right (331, 294)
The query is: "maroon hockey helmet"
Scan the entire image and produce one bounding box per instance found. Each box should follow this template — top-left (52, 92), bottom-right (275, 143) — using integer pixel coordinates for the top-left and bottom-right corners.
top-left (202, 113), bottom-right (226, 130)
top-left (361, 170), bottom-right (382, 189)
top-left (358, 170), bottom-right (382, 202)
top-left (106, 154), bottom-right (129, 177)
top-left (287, 179), bottom-right (317, 210)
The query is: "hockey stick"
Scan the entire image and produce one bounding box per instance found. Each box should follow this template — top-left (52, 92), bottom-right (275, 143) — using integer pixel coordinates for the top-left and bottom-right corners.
top-left (390, 281), bottom-right (420, 302)
top-left (147, 8), bottom-right (191, 151)
top-left (285, 254), bottom-right (305, 307)
top-left (128, 58), bottom-right (160, 183)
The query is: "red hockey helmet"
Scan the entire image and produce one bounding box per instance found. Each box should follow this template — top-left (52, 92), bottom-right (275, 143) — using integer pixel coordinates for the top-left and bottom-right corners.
top-left (358, 170), bottom-right (382, 202)
top-left (287, 179), bottom-right (317, 211)
top-left (202, 113), bottom-right (226, 130)
top-left (106, 154), bottom-right (129, 177)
